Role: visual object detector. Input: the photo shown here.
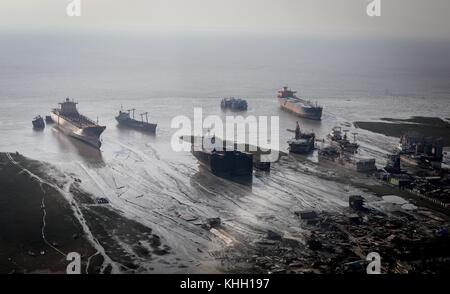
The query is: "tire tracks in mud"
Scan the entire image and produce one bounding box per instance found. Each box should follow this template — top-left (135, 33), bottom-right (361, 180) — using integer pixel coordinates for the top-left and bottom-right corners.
top-left (6, 153), bottom-right (67, 258)
top-left (5, 152), bottom-right (121, 274)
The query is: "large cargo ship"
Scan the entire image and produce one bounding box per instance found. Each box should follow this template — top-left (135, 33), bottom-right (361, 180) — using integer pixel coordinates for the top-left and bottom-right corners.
top-left (51, 98), bottom-right (106, 149)
top-left (116, 108), bottom-right (157, 133)
top-left (277, 86), bottom-right (322, 120)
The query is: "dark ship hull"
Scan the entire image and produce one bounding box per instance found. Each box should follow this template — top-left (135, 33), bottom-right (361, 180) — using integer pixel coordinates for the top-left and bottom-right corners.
top-left (288, 137), bottom-right (315, 154)
top-left (221, 98), bottom-right (248, 111)
top-left (32, 116), bottom-right (45, 129)
top-left (192, 148), bottom-right (253, 178)
top-left (115, 116), bottom-right (157, 133)
top-left (278, 97), bottom-right (322, 120)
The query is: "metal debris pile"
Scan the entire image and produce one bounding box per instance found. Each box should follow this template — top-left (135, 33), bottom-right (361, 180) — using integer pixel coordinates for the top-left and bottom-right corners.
top-left (226, 197), bottom-right (450, 274)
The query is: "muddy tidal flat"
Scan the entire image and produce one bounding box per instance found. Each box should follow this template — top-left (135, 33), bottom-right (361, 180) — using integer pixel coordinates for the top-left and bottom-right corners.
top-left (0, 152), bottom-right (178, 274)
top-left (2, 151), bottom-right (450, 274)
top-left (354, 117), bottom-right (450, 146)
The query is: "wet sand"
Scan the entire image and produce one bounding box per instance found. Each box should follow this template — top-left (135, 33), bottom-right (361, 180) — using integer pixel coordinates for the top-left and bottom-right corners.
top-left (0, 152), bottom-right (180, 274)
top-left (0, 152), bottom-right (96, 273)
top-left (2, 149), bottom-right (450, 274)
top-left (354, 116), bottom-right (450, 146)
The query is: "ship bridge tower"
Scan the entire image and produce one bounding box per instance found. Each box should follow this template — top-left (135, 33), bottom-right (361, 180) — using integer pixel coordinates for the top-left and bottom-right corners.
top-left (59, 97), bottom-right (79, 116)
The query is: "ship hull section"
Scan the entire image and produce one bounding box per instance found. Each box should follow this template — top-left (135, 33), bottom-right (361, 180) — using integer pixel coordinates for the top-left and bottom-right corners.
top-left (192, 149), bottom-right (253, 178)
top-left (116, 117), bottom-right (157, 133)
top-left (278, 97), bottom-right (322, 120)
top-left (51, 112), bottom-right (105, 149)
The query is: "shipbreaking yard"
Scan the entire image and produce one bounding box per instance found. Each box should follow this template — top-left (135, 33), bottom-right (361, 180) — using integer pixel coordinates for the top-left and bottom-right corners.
top-left (1, 136), bottom-right (449, 274)
top-left (2, 113), bottom-right (450, 274)
top-left (1, 108), bottom-right (450, 274)
top-left (2, 99), bottom-right (450, 274)
top-left (225, 199), bottom-right (450, 274)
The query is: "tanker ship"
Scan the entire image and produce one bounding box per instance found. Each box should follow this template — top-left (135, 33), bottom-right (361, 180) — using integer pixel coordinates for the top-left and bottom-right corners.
top-left (277, 86), bottom-right (322, 120)
top-left (51, 98), bottom-right (106, 149)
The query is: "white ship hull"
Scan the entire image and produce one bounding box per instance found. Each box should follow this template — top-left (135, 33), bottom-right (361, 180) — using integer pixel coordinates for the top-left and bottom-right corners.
top-left (51, 112), bottom-right (105, 149)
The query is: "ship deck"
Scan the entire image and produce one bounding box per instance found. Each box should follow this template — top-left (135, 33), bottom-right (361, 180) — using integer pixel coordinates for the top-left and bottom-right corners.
top-left (52, 110), bottom-right (99, 128)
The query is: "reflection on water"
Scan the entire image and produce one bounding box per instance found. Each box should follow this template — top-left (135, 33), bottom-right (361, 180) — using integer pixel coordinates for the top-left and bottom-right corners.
top-left (52, 128), bottom-right (105, 168)
top-left (116, 123), bottom-right (157, 137)
top-left (191, 166), bottom-right (253, 193)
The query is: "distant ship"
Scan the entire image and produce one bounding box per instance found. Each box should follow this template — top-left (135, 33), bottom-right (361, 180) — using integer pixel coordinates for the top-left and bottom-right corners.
top-left (32, 115), bottom-right (45, 129)
top-left (191, 136), bottom-right (253, 178)
top-left (51, 98), bottom-right (106, 149)
top-left (221, 97), bottom-right (248, 111)
top-left (277, 86), bottom-right (322, 120)
top-left (116, 108), bottom-right (157, 133)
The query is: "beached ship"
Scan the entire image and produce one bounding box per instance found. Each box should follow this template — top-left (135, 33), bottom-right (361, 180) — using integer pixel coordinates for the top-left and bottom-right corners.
top-left (221, 97), bottom-right (248, 111)
top-left (191, 136), bottom-right (253, 178)
top-left (51, 98), bottom-right (106, 149)
top-left (116, 108), bottom-right (157, 133)
top-left (328, 127), bottom-right (359, 154)
top-left (277, 86), bottom-right (322, 120)
top-left (320, 126), bottom-right (374, 172)
top-left (288, 122), bottom-right (315, 154)
top-left (318, 146), bottom-right (376, 173)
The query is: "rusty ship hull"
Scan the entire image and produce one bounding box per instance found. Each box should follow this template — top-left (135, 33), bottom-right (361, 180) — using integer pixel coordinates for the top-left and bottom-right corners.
top-left (278, 97), bottom-right (323, 120)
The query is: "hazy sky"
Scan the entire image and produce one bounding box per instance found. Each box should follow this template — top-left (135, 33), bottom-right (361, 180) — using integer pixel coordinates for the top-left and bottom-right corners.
top-left (1, 0), bottom-right (449, 39)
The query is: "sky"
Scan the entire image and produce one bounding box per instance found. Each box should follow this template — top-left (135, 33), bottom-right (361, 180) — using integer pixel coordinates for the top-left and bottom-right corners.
top-left (0, 0), bottom-right (450, 39)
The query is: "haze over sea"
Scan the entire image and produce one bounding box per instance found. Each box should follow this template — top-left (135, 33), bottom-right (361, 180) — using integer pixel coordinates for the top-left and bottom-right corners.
top-left (1, 31), bottom-right (449, 272)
